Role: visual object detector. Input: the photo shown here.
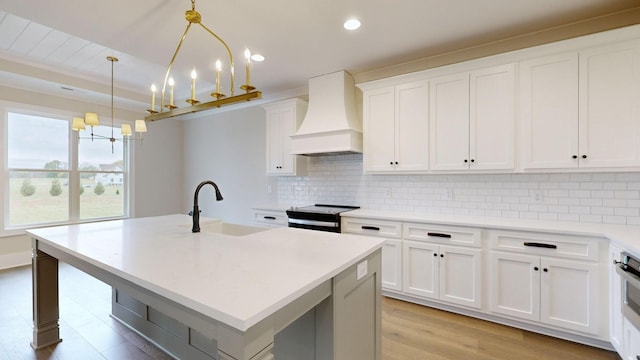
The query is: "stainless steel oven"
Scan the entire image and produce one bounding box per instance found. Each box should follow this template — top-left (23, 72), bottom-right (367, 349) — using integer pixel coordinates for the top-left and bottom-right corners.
top-left (616, 251), bottom-right (640, 331)
top-left (286, 204), bottom-right (359, 233)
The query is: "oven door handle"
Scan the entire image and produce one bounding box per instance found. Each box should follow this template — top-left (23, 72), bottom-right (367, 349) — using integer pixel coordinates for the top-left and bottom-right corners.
top-left (288, 218), bottom-right (339, 228)
top-left (616, 263), bottom-right (640, 285)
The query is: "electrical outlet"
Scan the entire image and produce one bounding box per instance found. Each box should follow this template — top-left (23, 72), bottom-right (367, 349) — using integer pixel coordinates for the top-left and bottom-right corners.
top-left (531, 190), bottom-right (542, 203)
top-left (444, 189), bottom-right (454, 200)
top-left (357, 260), bottom-right (368, 280)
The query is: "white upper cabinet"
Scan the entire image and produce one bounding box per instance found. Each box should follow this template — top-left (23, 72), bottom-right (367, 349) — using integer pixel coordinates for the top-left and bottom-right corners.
top-left (521, 40), bottom-right (640, 171)
top-left (520, 52), bottom-right (580, 170)
top-left (430, 64), bottom-right (515, 172)
top-left (579, 41), bottom-right (640, 169)
top-left (362, 81), bottom-right (429, 173)
top-left (429, 73), bottom-right (469, 171)
top-left (263, 98), bottom-right (308, 176)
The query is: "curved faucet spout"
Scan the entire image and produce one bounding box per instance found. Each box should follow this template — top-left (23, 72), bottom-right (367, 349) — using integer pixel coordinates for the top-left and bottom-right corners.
top-left (192, 180), bottom-right (224, 233)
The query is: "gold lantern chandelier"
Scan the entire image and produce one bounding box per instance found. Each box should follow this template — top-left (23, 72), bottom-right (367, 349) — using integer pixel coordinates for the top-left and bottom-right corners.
top-left (144, 0), bottom-right (262, 122)
top-left (72, 56), bottom-right (148, 153)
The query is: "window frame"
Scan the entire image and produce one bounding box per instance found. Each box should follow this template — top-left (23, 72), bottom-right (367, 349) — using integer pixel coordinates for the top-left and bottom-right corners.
top-left (2, 101), bottom-right (133, 236)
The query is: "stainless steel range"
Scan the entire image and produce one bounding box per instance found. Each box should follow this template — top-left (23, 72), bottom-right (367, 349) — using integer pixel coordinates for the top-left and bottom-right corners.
top-left (286, 204), bottom-right (359, 232)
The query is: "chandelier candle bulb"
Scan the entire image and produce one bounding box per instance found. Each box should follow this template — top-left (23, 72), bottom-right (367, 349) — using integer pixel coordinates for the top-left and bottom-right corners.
top-left (168, 77), bottom-right (175, 106)
top-left (216, 60), bottom-right (221, 94)
top-left (149, 84), bottom-right (157, 113)
top-left (191, 68), bottom-right (197, 100)
top-left (245, 48), bottom-right (251, 86)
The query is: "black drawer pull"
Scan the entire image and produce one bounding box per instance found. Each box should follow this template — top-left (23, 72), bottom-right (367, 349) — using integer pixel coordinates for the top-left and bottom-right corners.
top-left (427, 232), bottom-right (452, 238)
top-left (263, 216), bottom-right (276, 220)
top-left (524, 242), bottom-right (557, 249)
top-left (361, 226), bottom-right (380, 231)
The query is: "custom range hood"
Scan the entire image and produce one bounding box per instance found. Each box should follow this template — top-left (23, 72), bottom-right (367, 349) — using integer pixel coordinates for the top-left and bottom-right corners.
top-left (290, 70), bottom-right (362, 156)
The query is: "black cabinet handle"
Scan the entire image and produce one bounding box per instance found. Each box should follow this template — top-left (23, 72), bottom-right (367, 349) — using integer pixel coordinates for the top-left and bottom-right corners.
top-left (543, 268), bottom-right (548, 272)
top-left (263, 216), bottom-right (276, 220)
top-left (534, 266), bottom-right (539, 271)
top-left (524, 242), bottom-right (557, 249)
top-left (440, 254), bottom-right (444, 258)
top-left (427, 232), bottom-right (452, 238)
top-left (470, 159), bottom-right (475, 163)
top-left (464, 159), bottom-right (468, 163)
top-left (433, 253), bottom-right (438, 257)
top-left (572, 155), bottom-right (578, 159)
top-left (361, 225), bottom-right (380, 231)
top-left (395, 161), bottom-right (399, 165)
top-left (389, 161), bottom-right (393, 165)
top-left (582, 155), bottom-right (587, 159)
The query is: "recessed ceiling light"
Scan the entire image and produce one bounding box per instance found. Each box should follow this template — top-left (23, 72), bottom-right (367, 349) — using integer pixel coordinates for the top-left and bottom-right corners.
top-left (343, 18), bottom-right (361, 31)
top-left (251, 54), bottom-right (265, 62)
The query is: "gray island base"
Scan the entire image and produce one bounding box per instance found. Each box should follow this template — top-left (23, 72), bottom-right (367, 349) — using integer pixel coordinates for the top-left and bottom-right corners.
top-left (28, 215), bottom-right (383, 360)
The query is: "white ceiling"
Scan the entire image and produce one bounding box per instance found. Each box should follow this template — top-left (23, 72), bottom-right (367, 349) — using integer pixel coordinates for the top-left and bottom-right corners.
top-left (0, 0), bottom-right (638, 114)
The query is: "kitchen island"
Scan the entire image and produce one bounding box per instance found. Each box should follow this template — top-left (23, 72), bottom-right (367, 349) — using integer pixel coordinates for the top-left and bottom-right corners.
top-left (27, 214), bottom-right (384, 360)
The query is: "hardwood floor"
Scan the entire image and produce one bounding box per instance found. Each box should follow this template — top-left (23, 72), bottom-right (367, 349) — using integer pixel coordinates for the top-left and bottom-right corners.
top-left (1, 263), bottom-right (619, 360)
top-left (381, 296), bottom-right (619, 360)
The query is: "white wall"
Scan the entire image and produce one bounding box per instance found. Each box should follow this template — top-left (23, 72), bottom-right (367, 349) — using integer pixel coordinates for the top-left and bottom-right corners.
top-left (276, 154), bottom-right (640, 225)
top-left (182, 106), bottom-right (276, 225)
top-left (133, 119), bottom-right (185, 217)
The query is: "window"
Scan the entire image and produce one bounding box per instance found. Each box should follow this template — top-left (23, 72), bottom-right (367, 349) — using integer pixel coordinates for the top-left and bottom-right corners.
top-left (5, 109), bottom-right (130, 230)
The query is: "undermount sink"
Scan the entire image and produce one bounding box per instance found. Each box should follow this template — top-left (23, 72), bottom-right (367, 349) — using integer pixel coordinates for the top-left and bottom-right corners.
top-left (185, 220), bottom-right (268, 236)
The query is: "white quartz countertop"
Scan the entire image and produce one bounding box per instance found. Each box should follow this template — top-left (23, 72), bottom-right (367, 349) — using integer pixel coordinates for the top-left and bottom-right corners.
top-left (344, 209), bottom-right (640, 257)
top-left (26, 214), bottom-right (384, 332)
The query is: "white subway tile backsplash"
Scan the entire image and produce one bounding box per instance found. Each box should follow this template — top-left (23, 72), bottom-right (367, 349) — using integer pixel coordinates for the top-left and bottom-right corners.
top-left (276, 154), bottom-right (640, 225)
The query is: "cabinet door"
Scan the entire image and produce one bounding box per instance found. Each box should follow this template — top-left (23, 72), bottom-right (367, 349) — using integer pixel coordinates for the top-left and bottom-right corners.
top-left (469, 64), bottom-right (515, 171)
top-left (490, 252), bottom-right (540, 321)
top-left (266, 106), bottom-right (297, 175)
top-left (520, 53), bottom-right (579, 170)
top-left (624, 318), bottom-right (640, 360)
top-left (540, 257), bottom-right (600, 335)
top-left (266, 108), bottom-right (284, 174)
top-left (429, 73), bottom-right (470, 171)
top-left (403, 240), bottom-right (439, 299)
top-left (439, 245), bottom-right (482, 309)
top-left (610, 244), bottom-right (625, 355)
top-left (363, 87), bottom-right (396, 172)
top-left (579, 41), bottom-right (640, 168)
top-left (278, 106), bottom-right (296, 174)
top-left (381, 239), bottom-right (402, 291)
top-left (395, 81), bottom-right (429, 172)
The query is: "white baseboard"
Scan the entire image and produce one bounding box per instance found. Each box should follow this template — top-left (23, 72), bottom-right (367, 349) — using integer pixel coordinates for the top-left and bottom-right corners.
top-left (0, 251), bottom-right (31, 270)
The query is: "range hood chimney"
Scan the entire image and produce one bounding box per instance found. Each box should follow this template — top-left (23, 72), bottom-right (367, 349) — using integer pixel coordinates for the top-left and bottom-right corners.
top-left (290, 70), bottom-right (362, 156)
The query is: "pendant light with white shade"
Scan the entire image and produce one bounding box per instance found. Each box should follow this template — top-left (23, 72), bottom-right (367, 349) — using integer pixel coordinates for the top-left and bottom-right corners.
top-left (72, 56), bottom-right (148, 153)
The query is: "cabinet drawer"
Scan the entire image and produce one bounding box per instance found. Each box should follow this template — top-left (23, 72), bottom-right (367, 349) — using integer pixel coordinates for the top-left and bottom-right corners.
top-left (341, 218), bottom-right (401, 239)
top-left (252, 210), bottom-right (287, 227)
top-left (489, 230), bottom-right (601, 261)
top-left (403, 223), bottom-right (482, 247)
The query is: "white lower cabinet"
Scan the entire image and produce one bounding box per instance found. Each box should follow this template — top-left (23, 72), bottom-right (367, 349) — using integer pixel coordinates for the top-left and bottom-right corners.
top-left (341, 218), bottom-right (403, 292)
top-left (403, 241), bottom-right (482, 309)
top-left (623, 318), bottom-right (640, 360)
top-left (489, 231), bottom-right (602, 336)
top-left (610, 243), bottom-right (625, 355)
top-left (344, 216), bottom-right (611, 346)
top-left (381, 239), bottom-right (402, 291)
top-left (251, 208), bottom-right (288, 228)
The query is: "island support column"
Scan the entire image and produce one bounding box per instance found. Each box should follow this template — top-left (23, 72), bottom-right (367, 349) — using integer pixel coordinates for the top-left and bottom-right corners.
top-left (31, 239), bottom-right (62, 349)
